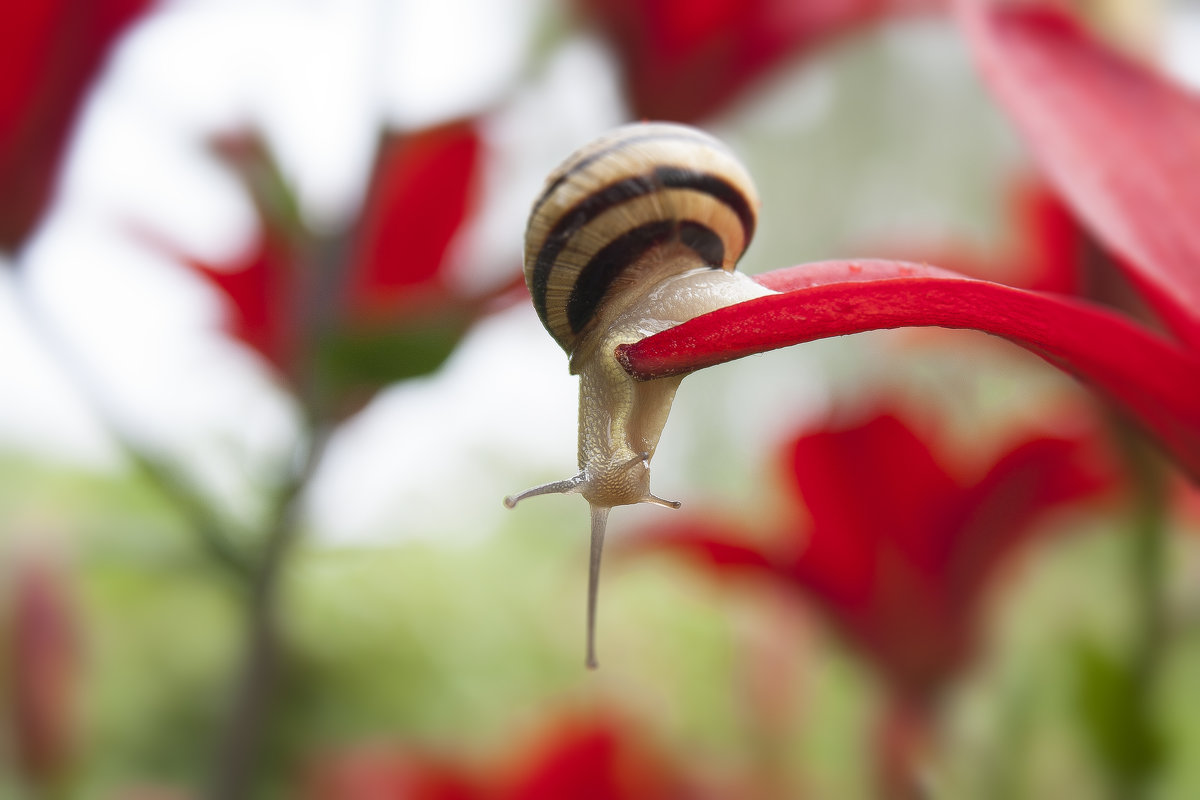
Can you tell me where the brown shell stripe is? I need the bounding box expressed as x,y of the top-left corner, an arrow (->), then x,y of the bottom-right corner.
528,167 -> 756,346
529,127 -> 720,222
566,219 -> 722,334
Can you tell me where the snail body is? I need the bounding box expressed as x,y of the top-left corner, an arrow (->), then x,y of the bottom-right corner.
505,123 -> 774,667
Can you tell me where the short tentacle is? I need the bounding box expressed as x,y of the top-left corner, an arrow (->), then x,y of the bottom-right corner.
503,473 -> 585,508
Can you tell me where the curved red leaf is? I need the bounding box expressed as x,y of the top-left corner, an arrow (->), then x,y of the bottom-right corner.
617,260 -> 1200,480
959,2 -> 1200,348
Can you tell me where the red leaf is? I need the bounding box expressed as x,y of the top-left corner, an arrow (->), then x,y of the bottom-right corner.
959,2 -> 1200,348
0,0 -> 154,251
618,260 -> 1200,481
577,0 -> 944,121
633,408 -> 1117,698
347,121 -> 483,319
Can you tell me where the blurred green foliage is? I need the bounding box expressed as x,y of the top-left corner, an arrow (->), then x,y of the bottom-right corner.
2,452 -> 1198,798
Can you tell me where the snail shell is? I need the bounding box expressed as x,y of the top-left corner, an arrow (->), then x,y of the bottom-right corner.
505,122 -> 775,668
525,122 -> 762,360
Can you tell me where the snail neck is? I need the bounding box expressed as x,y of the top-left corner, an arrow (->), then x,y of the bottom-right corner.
571,254 -> 775,508
576,362 -> 683,508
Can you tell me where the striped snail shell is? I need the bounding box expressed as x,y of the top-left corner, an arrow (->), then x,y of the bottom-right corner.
505,122 -> 774,669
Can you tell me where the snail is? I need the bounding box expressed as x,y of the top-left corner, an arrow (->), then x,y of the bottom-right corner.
504,122 -> 774,668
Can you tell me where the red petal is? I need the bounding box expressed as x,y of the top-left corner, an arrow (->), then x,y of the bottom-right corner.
1013,177 -> 1087,295
184,237 -> 296,371
629,519 -> 780,571
634,407 -> 1118,696
635,514 -> 964,696
617,260 -> 1200,480
499,715 -> 693,800
960,2 -> 1200,348
306,749 -> 481,800
871,175 -> 1086,293
577,0 -> 944,122
347,121 -> 482,318
143,135 -> 300,373
949,431 -> 1119,597
0,0 -> 154,251
787,413 -> 960,566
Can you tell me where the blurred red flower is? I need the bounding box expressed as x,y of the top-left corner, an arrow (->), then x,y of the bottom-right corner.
169,119 -> 521,407
307,748 -> 482,800
496,714 -> 699,800
6,553 -> 79,788
306,713 -> 708,800
619,2 -> 1200,482
183,231 -> 296,374
630,408 -> 1118,700
878,174 -> 1087,295
576,0 -> 945,121
346,123 -> 484,319
0,0 -> 155,251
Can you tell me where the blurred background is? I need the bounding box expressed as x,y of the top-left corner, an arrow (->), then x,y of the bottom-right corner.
2,0 -> 1199,797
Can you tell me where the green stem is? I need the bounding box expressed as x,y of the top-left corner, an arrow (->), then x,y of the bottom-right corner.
200,145 -> 336,798
6,266 -> 322,796
206,425 -> 329,800
123,448 -> 252,578
1114,424 -> 1168,800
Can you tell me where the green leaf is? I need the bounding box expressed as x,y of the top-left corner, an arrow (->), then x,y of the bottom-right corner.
1071,635 -> 1164,786
314,313 -> 470,409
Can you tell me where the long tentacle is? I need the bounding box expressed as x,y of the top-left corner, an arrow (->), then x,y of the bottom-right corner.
586,504 -> 609,670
